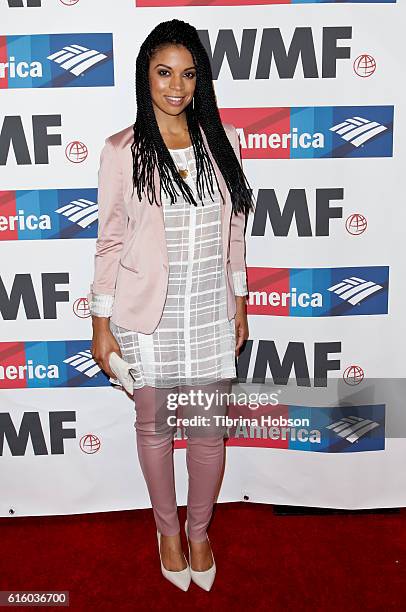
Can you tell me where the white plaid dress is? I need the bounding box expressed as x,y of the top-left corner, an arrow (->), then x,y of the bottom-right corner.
92,145 -> 247,389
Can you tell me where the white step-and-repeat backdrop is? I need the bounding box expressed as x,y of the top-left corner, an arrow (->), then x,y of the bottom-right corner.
1,0 -> 405,517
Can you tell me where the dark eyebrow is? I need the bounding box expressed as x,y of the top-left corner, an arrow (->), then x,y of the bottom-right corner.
154,63 -> 196,70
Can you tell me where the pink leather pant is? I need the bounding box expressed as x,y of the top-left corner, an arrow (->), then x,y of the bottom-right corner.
133,378 -> 232,542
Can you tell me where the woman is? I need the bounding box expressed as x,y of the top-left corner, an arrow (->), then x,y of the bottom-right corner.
89,19 -> 255,592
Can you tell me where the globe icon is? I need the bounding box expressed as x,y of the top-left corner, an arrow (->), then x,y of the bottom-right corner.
80,434 -> 101,454
343,365 -> 364,386
353,54 -> 376,78
65,141 -> 88,163
346,214 -> 367,235
73,297 -> 91,319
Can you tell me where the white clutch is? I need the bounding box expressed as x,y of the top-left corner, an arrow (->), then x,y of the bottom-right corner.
108,352 -> 139,394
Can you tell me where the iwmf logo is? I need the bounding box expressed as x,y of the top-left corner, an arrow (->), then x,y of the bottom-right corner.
6,0 -> 41,5
0,115 -> 91,166
6,1 -> 80,8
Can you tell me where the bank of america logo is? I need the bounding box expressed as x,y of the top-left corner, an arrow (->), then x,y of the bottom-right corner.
55,198 -> 98,228
47,44 -> 108,76
326,416 -> 380,443
330,116 -> 387,147
1,33 -> 114,88
327,276 -> 383,305
63,350 -> 100,378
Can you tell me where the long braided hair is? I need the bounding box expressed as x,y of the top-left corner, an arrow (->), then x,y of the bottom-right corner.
131,19 -> 255,216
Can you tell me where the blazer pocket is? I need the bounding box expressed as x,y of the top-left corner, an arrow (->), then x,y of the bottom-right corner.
119,259 -> 141,275
119,223 -> 138,264
119,228 -> 141,274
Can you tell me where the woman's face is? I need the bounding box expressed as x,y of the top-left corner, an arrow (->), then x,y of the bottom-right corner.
148,44 -> 196,118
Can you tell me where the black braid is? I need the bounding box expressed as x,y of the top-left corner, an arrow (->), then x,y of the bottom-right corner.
131,19 -> 255,216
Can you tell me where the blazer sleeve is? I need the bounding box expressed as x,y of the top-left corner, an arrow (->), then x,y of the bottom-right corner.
229,126 -> 249,297
88,137 -> 127,317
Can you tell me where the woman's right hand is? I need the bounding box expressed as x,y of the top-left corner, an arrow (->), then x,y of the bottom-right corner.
91,317 -> 122,379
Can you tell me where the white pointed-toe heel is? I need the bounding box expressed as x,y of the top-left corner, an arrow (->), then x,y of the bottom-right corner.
156,531 -> 191,592
185,520 -> 216,592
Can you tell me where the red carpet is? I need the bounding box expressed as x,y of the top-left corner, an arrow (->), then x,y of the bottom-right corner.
1,503 -> 406,611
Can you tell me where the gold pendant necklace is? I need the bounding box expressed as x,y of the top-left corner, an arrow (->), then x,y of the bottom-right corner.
178,168 -> 188,179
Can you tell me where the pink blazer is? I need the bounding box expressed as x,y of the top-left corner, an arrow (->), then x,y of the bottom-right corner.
89,122 -> 247,334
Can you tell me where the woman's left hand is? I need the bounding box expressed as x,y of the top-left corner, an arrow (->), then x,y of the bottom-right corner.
235,298 -> 249,356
